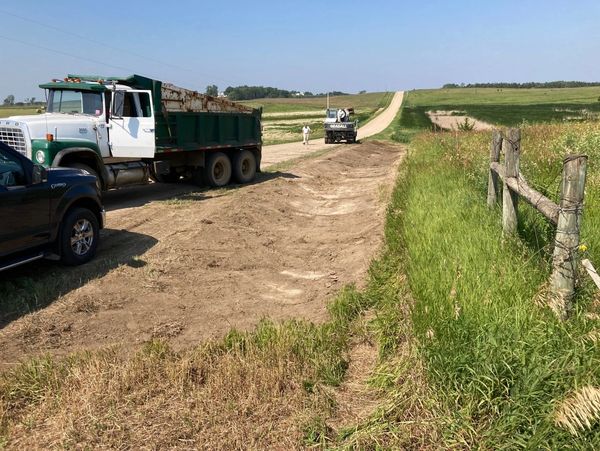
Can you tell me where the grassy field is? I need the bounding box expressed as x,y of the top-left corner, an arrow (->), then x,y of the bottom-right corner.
403,86 -> 600,127
244,92 -> 394,145
0,106 -> 41,118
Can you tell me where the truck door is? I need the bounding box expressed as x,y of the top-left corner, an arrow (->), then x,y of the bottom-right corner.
109,90 -> 156,158
0,146 -> 50,257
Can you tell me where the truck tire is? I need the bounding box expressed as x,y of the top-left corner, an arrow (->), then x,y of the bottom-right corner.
232,150 -> 256,184
204,152 -> 232,187
67,163 -> 102,191
60,208 -> 100,266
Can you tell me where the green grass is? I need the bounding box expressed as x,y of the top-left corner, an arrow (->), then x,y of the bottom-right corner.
0,106 -> 40,118
394,124 -> 600,447
403,86 -> 600,127
242,92 -> 393,114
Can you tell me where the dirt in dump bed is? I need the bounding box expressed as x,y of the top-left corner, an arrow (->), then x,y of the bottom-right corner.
0,141 -> 404,364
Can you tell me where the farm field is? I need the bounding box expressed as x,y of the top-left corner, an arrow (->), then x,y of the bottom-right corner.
0,106 -> 40,118
402,86 -> 600,128
242,92 -> 394,145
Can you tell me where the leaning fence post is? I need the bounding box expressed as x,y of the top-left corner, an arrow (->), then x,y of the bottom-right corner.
487,130 -> 503,207
502,128 -> 520,235
550,154 -> 588,319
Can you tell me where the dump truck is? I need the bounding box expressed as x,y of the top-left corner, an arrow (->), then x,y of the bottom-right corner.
0,74 -> 262,190
324,108 -> 358,144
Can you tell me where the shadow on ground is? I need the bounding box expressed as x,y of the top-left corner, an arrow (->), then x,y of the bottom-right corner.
0,229 -> 158,329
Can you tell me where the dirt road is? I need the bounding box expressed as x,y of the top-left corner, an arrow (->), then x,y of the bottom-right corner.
0,141 -> 404,363
261,91 -> 404,167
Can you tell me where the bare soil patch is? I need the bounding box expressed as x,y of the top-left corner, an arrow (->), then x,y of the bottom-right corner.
427,110 -> 494,131
0,141 -> 404,364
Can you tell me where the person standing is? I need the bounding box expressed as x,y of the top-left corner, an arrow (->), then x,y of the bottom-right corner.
302,124 -> 311,145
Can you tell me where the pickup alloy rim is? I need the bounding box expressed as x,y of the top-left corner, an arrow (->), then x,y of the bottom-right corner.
70,219 -> 94,256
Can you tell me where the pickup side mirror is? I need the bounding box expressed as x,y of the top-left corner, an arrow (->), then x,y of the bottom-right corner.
32,164 -> 47,185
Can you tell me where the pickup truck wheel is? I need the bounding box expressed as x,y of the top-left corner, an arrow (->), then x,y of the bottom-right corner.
232,150 -> 256,184
60,208 -> 100,266
204,152 -> 232,187
68,163 -> 102,191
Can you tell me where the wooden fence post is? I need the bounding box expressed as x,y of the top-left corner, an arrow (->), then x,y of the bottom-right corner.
487,130 -> 503,207
550,154 -> 588,318
502,128 -> 520,235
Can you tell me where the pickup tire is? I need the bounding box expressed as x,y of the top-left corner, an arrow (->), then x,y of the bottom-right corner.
232,150 -> 257,184
204,152 -> 232,187
60,208 -> 100,266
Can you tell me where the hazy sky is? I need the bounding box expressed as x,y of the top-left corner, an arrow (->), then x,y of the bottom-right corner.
1,0 -> 599,100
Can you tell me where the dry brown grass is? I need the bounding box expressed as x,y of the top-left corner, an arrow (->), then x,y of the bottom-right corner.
0,324 -> 335,450
555,386 -> 600,435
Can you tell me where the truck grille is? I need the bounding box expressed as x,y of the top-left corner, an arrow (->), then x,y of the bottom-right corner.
0,126 -> 27,157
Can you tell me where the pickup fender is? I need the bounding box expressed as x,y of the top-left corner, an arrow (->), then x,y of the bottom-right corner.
52,147 -> 109,187
49,183 -> 104,243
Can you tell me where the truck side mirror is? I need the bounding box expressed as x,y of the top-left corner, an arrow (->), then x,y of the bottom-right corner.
32,164 -> 47,185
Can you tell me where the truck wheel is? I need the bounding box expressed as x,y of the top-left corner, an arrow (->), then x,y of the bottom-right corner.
232,150 -> 256,184
68,163 -> 102,191
204,152 -> 232,187
60,208 -> 100,266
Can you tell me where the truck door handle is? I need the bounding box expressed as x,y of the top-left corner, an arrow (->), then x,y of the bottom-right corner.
143,128 -> 155,133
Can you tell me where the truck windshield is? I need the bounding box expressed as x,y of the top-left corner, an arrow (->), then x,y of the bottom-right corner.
47,90 -> 103,116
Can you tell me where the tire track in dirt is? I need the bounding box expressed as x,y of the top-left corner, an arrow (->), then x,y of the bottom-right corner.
0,141 -> 404,363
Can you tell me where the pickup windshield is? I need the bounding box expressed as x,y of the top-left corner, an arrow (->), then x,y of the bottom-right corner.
47,90 -> 103,116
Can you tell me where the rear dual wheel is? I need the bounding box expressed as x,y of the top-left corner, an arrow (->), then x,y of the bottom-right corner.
204,150 -> 257,187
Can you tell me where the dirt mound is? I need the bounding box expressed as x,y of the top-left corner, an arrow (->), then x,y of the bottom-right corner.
0,141 -> 404,364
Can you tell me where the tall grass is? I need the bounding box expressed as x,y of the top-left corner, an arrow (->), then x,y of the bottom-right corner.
400,126 -> 600,447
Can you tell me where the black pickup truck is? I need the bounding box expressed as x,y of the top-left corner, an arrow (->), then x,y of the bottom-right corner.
0,141 -> 105,272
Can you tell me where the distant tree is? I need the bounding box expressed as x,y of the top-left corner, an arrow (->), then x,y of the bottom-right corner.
30,97 -> 36,104
205,85 -> 218,97
359,90 -> 367,94
304,91 -> 314,97
224,85 -> 295,101
3,94 -> 15,105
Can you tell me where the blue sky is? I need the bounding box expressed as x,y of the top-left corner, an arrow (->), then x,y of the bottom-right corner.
1,0 -> 599,100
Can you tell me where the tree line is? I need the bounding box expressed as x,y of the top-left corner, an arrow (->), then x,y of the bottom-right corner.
3,95 -> 42,106
443,81 -> 600,89
205,85 -> 348,101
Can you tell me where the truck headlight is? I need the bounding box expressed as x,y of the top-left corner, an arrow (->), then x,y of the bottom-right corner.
35,150 -> 46,164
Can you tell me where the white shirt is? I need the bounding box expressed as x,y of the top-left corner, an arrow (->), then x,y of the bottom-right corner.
302,126 -> 311,134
